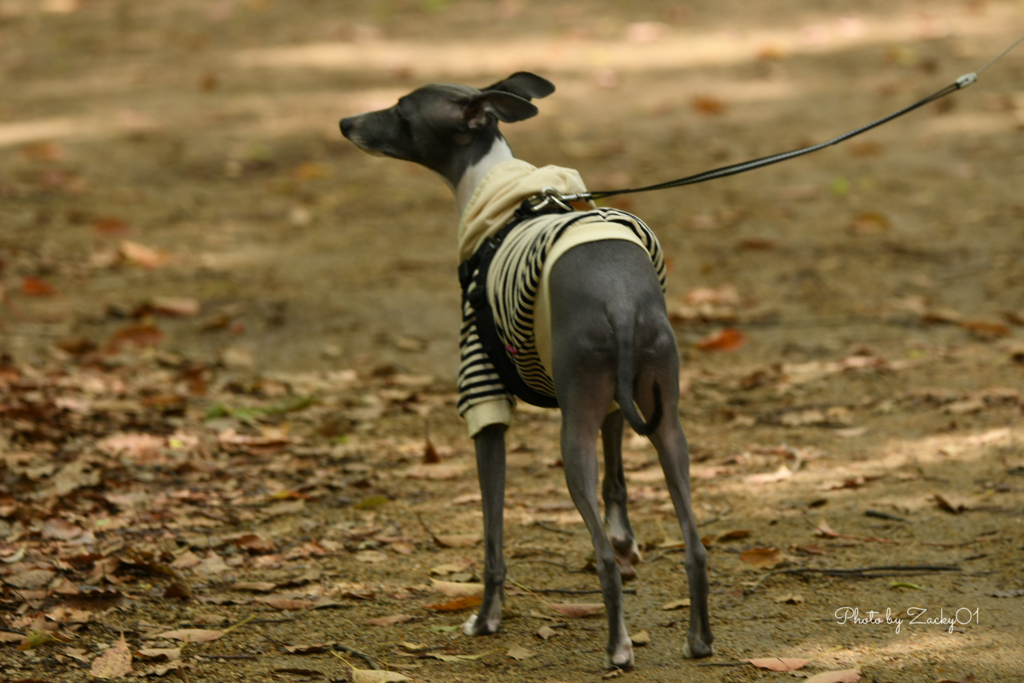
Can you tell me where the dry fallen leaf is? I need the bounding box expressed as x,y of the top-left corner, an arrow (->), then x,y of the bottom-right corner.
432,533 -> 481,548
149,297 -> 200,317
22,276 -> 58,297
506,644 -> 536,660
232,534 -> 277,554
960,319 -> 1011,339
944,398 -> 985,415
424,595 -> 483,611
90,633 -> 132,679
739,547 -> 784,569
431,579 -> 484,598
284,643 -> 335,655
97,432 -> 165,461
6,569 -> 57,590
630,629 -> 651,646
535,625 -> 558,640
105,323 -> 163,353
692,94 -> 727,115
120,240 -> 167,268
662,598 -> 691,610
850,211 -> 890,235
402,463 -> 468,480
155,628 -> 224,643
136,647 -> 181,661
773,593 -> 805,604
92,216 -> 131,237
365,614 -> 415,626
815,520 -> 841,537
273,668 -> 327,678
696,328 -> 746,352
424,652 -> 485,662
430,562 -> 470,576
684,286 -> 740,306
423,438 -> 440,464
355,550 -> 388,564
22,140 -> 64,160
1,546 -> 27,564
934,492 -> 968,514
194,552 -> 230,576
163,581 -> 193,600
41,516 -> 84,541
18,630 -> 71,650
793,543 -> 829,556
744,465 -> 793,485
231,581 -> 277,592
62,646 -> 91,663
350,668 -> 410,683
255,596 -> 314,610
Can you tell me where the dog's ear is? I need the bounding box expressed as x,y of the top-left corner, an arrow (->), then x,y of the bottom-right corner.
462,91 -> 539,129
482,72 -> 555,101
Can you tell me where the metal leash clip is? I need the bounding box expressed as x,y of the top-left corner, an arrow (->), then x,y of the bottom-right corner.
527,187 -> 586,213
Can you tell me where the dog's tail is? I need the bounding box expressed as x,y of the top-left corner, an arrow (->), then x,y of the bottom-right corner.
614,321 -> 662,437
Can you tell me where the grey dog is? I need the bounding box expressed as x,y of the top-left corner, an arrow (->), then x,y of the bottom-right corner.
341,72 -> 713,669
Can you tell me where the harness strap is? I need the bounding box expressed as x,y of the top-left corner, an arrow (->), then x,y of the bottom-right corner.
459,201 -> 565,409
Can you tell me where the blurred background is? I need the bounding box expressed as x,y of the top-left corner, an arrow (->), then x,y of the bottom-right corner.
1,0 -> 1022,380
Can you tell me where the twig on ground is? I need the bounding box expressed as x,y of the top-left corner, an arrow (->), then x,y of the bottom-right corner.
415,512 -> 437,539
511,558 -> 576,571
194,654 -> 258,661
513,585 -> 636,595
744,564 -> 961,595
921,535 -> 1003,548
699,507 -> 733,527
332,643 -> 380,670
533,520 -> 574,536
221,613 -> 256,636
251,615 -> 304,624
865,509 -> 910,523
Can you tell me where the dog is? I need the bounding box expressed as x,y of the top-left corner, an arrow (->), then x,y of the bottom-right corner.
341,72 -> 713,670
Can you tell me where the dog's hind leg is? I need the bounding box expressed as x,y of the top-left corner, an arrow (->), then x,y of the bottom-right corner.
601,410 -> 641,581
635,350 -> 714,659
552,317 -> 633,668
462,423 -> 507,636
560,382 -> 634,669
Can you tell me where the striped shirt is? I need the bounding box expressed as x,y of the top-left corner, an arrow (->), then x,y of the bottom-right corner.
457,207 -> 665,434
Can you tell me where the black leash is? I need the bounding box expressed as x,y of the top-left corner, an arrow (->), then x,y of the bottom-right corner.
527,34 -> 1024,209
461,35 -> 1023,408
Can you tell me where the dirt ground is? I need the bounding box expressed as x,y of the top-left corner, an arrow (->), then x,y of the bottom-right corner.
2,1 -> 1024,681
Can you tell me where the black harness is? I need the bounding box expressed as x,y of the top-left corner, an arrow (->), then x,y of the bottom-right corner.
457,200 -> 568,409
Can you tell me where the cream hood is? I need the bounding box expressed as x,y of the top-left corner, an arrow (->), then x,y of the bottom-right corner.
457,159 -> 591,263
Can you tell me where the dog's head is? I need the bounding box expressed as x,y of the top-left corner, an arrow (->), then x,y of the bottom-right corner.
340,72 -> 554,183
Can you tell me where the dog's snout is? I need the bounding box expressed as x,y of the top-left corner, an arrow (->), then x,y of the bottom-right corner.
340,116 -> 355,138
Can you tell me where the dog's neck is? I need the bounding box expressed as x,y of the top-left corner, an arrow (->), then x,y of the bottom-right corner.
455,136 -> 515,216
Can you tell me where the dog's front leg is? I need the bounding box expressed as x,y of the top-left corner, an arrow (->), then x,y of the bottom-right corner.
462,422 -> 507,636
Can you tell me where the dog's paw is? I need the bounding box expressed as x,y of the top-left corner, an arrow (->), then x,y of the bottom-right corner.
462,613 -> 500,636
605,643 -> 635,671
683,639 -> 714,659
